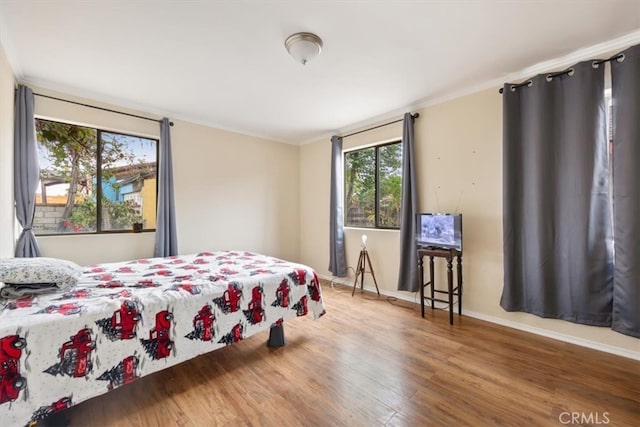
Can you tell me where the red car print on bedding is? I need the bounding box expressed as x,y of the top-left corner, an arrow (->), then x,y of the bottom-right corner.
212,282 -> 243,313
0,335 -> 27,405
185,305 -> 216,341
243,285 -> 265,325
293,295 -> 308,317
288,268 -> 307,286
35,303 -> 83,316
140,310 -> 174,360
44,328 -> 96,378
271,279 -> 291,308
130,279 -> 160,288
107,289 -> 133,299
95,300 -> 142,341
54,289 -> 92,300
218,322 -> 244,345
143,269 -> 173,277
4,296 -> 34,310
27,396 -> 72,425
97,280 -> 125,289
308,272 -> 322,302
92,273 -> 114,281
97,355 -> 140,390
167,284 -> 202,295
250,268 -> 274,276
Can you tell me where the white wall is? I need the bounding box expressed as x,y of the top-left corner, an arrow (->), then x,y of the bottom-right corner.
170,119 -> 300,262
0,41 -> 15,258
299,87 -> 639,357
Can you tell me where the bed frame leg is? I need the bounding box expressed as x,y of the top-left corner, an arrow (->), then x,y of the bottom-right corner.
267,324 -> 287,347
40,411 -> 70,426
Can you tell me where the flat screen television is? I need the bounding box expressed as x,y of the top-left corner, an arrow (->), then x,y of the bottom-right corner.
415,213 -> 463,251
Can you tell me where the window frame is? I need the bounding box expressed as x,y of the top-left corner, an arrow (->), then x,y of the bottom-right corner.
343,139 -> 403,230
34,118 -> 160,236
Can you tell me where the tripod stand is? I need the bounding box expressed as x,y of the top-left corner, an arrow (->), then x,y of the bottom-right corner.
352,247 -> 380,297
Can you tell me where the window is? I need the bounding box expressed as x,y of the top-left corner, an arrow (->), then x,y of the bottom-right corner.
344,140 -> 403,228
34,119 -> 158,235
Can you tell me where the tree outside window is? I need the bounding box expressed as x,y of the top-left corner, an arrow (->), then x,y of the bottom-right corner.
34,119 -> 158,234
344,141 -> 403,229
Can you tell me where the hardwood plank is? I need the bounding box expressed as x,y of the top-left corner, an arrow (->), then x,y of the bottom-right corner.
56,282 -> 639,427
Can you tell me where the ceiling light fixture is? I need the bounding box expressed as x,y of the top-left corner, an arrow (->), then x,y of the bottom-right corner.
285,32 -> 323,66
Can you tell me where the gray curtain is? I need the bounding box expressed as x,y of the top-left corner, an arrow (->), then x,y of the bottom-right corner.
611,44 -> 640,338
154,118 -> 178,257
397,113 -> 418,292
328,135 -> 346,277
14,85 -> 41,258
500,61 -> 613,325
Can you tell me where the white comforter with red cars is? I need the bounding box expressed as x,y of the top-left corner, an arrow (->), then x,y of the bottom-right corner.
0,251 -> 325,427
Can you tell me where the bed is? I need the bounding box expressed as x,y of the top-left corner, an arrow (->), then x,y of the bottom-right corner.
0,251 -> 325,427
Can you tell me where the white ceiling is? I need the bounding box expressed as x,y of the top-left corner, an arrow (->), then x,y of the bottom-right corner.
1,0 -> 639,144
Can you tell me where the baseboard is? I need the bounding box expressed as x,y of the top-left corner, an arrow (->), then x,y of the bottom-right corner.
319,274 -> 640,361
463,310 -> 640,361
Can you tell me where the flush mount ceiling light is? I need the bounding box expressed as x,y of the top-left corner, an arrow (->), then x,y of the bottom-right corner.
285,32 -> 323,66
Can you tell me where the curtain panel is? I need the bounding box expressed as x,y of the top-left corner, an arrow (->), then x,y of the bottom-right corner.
397,113 -> 419,292
328,135 -> 346,277
610,44 -> 640,338
500,61 -> 613,325
154,118 -> 178,257
14,85 -> 41,258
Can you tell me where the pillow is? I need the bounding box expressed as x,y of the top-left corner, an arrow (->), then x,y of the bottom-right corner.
0,257 -> 83,290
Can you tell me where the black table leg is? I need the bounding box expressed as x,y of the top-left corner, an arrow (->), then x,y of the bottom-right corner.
447,257 -> 453,325
457,254 -> 463,316
429,256 -> 435,311
418,255 -> 424,317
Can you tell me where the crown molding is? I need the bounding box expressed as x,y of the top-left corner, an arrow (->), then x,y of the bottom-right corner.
499,29 -> 640,85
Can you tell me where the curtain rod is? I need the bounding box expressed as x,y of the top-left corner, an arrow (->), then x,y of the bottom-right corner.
342,113 -> 419,139
33,93 -> 173,126
498,52 -> 625,94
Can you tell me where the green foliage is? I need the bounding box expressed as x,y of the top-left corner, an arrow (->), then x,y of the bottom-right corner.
65,197 -> 141,232
36,120 -> 140,231
105,199 -> 142,230
378,144 -> 403,227
66,198 -> 96,232
36,120 -> 97,180
344,142 -> 403,228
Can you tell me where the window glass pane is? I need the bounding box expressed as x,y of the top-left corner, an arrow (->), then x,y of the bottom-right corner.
100,132 -> 157,231
378,143 -> 403,228
345,147 -> 375,227
35,119 -> 97,234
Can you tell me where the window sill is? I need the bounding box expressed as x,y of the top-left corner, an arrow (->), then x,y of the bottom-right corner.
36,230 -> 156,237
344,226 -> 400,233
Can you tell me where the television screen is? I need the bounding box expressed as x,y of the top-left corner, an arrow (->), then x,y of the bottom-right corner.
415,213 -> 462,251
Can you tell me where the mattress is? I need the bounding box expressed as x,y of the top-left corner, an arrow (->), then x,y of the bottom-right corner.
0,251 -> 325,426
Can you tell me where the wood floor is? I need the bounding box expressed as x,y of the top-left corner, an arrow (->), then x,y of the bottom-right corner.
57,283 -> 639,427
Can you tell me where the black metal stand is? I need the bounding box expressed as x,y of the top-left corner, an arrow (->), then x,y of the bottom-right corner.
267,323 -> 286,347
39,411 -> 70,427
418,247 -> 463,325
352,248 -> 380,296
